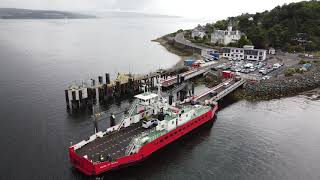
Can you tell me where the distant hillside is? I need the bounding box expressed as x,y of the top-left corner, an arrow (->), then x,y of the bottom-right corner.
0,8 -> 95,19
94,11 -> 181,19
207,0 -> 320,52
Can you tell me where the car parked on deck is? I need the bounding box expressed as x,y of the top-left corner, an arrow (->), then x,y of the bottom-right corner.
142,118 -> 159,128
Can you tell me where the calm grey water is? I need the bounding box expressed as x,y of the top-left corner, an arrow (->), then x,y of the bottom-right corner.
0,16 -> 320,180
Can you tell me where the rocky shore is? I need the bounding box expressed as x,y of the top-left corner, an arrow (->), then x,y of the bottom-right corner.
233,63 -> 320,100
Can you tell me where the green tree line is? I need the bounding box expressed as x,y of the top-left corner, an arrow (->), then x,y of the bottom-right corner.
209,0 -> 320,52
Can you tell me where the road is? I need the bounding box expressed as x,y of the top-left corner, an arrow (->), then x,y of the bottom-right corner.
174,32 -> 206,50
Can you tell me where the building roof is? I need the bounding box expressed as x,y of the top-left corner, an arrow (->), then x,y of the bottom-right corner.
223,47 -> 267,52
134,92 -> 158,101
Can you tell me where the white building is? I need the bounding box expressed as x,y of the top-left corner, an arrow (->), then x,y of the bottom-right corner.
211,24 -> 242,45
222,45 -> 267,61
191,27 -> 206,39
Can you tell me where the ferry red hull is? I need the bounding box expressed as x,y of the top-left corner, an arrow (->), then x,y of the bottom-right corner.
69,105 -> 218,176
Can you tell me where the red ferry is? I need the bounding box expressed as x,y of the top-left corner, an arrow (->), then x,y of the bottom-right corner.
69,90 -> 218,176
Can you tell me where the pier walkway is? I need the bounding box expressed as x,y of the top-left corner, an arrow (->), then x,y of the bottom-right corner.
192,78 -> 246,103
160,63 -> 216,88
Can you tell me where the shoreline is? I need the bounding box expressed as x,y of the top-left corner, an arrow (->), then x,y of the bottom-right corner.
153,34 -> 320,101
152,35 -> 202,72
238,63 -> 320,101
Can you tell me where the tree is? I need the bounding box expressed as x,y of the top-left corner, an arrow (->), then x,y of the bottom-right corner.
177,29 -> 183,33
213,20 -> 227,30
237,35 -> 252,47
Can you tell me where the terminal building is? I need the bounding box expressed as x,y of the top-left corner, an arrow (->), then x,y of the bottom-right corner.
221,45 -> 267,61
211,24 -> 242,45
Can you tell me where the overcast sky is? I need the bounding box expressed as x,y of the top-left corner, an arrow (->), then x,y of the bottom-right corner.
0,0 -> 302,19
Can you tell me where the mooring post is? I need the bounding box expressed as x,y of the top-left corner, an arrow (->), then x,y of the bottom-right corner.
169,95 -> 173,105
65,90 -> 70,109
79,89 -> 83,109
110,114 -> 115,127
71,91 -> 77,110
98,76 -> 103,84
105,73 -> 110,84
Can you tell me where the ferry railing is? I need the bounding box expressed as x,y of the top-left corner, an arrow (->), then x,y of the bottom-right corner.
212,79 -> 246,101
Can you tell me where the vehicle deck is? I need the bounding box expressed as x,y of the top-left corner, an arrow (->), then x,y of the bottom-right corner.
76,122 -> 147,162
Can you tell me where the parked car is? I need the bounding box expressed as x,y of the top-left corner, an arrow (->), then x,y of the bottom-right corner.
262,76 -> 271,80
142,118 -> 159,128
209,91 -> 218,97
259,68 -> 266,73
273,63 -> 282,69
223,82 -> 230,88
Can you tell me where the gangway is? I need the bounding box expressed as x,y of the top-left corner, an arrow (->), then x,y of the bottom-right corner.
193,78 -> 233,102
209,79 -> 246,101
169,82 -> 187,95
160,63 -> 216,87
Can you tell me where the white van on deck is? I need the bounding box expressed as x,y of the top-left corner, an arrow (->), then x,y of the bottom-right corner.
142,119 -> 159,128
